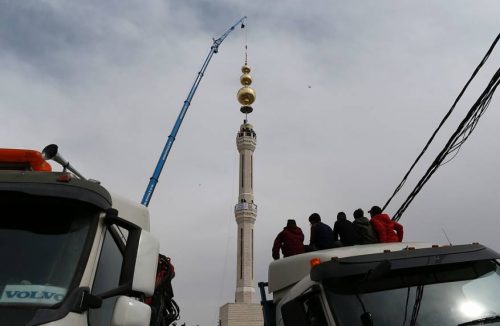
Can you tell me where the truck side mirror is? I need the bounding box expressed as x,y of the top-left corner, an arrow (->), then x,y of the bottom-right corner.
360,312 -> 374,326
131,230 -> 159,296
98,209 -> 158,299
111,296 -> 151,326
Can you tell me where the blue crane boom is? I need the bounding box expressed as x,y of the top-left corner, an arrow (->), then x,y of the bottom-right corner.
141,16 -> 247,206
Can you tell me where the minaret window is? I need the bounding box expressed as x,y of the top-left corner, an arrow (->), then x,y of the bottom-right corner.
240,228 -> 243,279
252,229 -> 254,279
251,155 -> 253,189
241,154 -> 244,188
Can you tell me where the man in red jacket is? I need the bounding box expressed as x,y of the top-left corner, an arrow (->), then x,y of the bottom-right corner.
368,206 -> 404,243
272,219 -> 305,259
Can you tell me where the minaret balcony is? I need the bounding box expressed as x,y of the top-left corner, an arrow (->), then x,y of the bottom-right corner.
236,137 -> 256,151
237,130 -> 256,138
234,202 -> 258,214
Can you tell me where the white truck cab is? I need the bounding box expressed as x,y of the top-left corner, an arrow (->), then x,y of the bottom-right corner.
0,149 -> 163,326
260,242 -> 500,326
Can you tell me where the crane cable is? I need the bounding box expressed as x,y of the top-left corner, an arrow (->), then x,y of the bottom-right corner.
392,52 -> 500,222
244,19 -> 248,65
380,33 -> 500,215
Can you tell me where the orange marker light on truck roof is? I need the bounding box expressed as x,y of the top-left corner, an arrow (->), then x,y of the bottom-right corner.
310,258 -> 321,267
0,149 -> 52,172
57,173 -> 72,183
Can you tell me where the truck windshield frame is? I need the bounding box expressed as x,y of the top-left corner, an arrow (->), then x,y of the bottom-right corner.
0,192 -> 99,312
324,260 -> 500,326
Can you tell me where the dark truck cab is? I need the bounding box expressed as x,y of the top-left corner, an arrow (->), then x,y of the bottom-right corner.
261,243 -> 500,326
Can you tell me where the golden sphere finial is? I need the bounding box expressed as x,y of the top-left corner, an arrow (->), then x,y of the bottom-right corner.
237,87 -> 256,105
240,73 -> 252,86
237,64 -> 255,112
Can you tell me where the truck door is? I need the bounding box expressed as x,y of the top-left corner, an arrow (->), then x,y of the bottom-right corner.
281,285 -> 330,326
88,226 -> 125,326
87,209 -> 158,326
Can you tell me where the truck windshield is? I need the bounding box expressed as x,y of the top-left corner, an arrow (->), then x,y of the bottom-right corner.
324,260 -> 500,326
0,192 -> 98,307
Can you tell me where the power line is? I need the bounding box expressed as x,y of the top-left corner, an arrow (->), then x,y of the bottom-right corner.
393,64 -> 500,222
382,33 -> 500,212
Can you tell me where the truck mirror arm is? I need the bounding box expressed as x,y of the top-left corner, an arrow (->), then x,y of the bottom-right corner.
73,288 -> 102,313
103,208 -> 142,289
95,284 -> 131,300
104,208 -> 141,231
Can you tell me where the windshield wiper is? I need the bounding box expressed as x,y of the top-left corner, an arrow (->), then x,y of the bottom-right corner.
458,315 -> 500,325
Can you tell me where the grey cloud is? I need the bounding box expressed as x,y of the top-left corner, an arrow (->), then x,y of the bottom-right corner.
0,0 -> 175,81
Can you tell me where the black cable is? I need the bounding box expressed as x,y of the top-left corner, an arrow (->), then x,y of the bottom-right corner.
402,287 -> 411,326
393,66 -> 500,221
355,293 -> 368,313
409,285 -> 424,326
382,33 -> 500,212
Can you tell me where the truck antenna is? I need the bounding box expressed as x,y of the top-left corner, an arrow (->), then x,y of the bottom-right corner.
441,227 -> 452,245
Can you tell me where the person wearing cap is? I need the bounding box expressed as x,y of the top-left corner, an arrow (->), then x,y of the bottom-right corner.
352,208 -> 378,244
272,219 -> 305,260
368,205 -> 404,243
306,213 -> 335,251
332,212 -> 359,246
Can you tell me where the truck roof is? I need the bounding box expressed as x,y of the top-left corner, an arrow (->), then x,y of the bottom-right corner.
268,242 -> 438,294
0,170 -> 112,208
0,170 -> 150,230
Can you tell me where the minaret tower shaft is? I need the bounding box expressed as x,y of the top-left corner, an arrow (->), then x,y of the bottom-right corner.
219,57 -> 262,326
234,63 -> 257,303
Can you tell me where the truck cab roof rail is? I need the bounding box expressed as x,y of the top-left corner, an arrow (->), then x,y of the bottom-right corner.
311,243 -> 499,281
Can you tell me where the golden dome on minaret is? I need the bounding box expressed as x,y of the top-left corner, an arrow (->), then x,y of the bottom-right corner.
237,64 -> 256,114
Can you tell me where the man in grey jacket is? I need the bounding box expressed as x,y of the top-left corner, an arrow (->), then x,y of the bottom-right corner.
352,208 -> 378,244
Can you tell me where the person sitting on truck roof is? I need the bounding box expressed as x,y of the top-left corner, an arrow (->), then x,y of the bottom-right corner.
332,211 -> 359,246
368,205 -> 404,243
306,213 -> 335,251
352,208 -> 378,244
272,219 -> 305,260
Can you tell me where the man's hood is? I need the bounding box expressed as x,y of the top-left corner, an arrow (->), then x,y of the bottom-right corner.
354,216 -> 371,225
284,226 -> 303,235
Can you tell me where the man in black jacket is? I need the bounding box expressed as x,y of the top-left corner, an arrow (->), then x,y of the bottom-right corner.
306,213 -> 335,251
333,212 -> 360,246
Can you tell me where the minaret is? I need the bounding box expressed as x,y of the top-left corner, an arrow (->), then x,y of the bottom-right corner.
234,63 -> 257,303
219,62 -> 263,326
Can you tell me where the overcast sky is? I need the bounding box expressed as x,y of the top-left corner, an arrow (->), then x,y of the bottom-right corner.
2,1 -> 500,324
